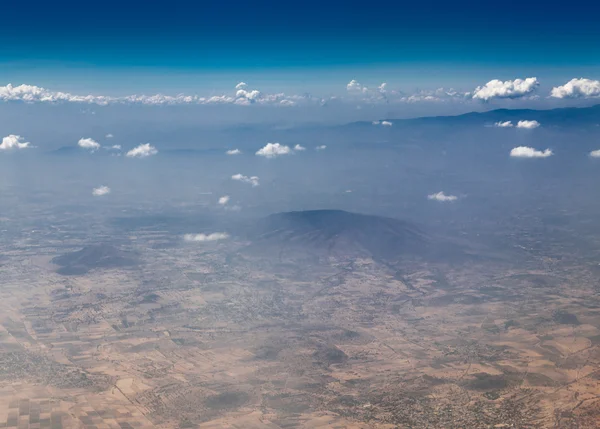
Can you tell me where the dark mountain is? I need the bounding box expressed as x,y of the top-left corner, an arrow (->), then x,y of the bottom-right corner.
52,244 -> 139,275
250,209 -> 431,261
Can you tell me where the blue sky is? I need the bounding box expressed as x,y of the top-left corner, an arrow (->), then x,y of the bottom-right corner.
1,0 -> 600,95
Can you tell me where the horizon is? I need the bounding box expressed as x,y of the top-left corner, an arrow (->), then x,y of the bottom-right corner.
1,0 -> 600,121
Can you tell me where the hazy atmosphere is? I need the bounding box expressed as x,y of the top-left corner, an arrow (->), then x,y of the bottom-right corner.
2,1 -> 600,428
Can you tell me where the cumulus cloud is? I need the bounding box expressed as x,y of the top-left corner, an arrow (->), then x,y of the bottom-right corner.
316,145 -> 327,151
92,185 -> 111,196
235,87 -> 261,105
78,137 -> 100,151
550,78 -> 600,99
293,144 -> 306,151
510,146 -> 553,158
105,133 -> 114,138
218,195 -> 230,205
516,120 -> 541,129
473,77 -> 539,101
0,134 -> 30,150
109,145 -> 121,150
346,80 -> 365,93
428,191 -> 458,202
235,82 -> 247,90
183,232 -> 229,242
226,149 -> 241,155
256,142 -> 292,158
126,143 -> 158,158
232,174 -> 260,187
381,120 -> 393,126
494,121 -> 514,128
589,150 -> 600,158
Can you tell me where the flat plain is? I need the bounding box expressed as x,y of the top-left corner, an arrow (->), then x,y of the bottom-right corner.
2,207 -> 600,429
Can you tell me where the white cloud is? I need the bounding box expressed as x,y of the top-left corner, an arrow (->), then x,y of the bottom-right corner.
78,137 -> 100,151
92,185 -> 111,196
372,121 -> 380,125
226,149 -> 241,155
346,80 -> 365,92
109,145 -> 121,150
550,78 -> 600,99
126,143 -> 158,158
256,142 -> 292,158
516,120 -> 540,129
399,87 -> 468,103
0,82 -> 310,107
381,120 -> 393,126
0,81 -> 485,108
105,133 -> 114,139
218,195 -> 230,205
428,191 -> 458,202
293,144 -> 306,151
0,134 -> 30,150
235,88 -> 261,104
316,145 -> 327,151
494,121 -> 514,128
473,77 -> 539,101
510,146 -> 553,158
0,79 -> 553,108
232,174 -> 260,187
183,232 -> 229,242
589,150 -> 600,158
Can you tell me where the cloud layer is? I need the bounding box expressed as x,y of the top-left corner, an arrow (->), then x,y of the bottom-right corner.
0,77 -> 596,108
0,83 -> 310,107
510,146 -> 553,158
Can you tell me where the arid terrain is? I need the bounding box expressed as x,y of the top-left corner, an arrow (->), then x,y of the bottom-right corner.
2,208 -> 600,429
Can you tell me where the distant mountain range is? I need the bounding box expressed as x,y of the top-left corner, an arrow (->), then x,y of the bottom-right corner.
355,104 -> 600,128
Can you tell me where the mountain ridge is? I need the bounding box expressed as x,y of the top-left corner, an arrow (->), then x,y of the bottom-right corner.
351,103 -> 600,127
249,209 -> 432,261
